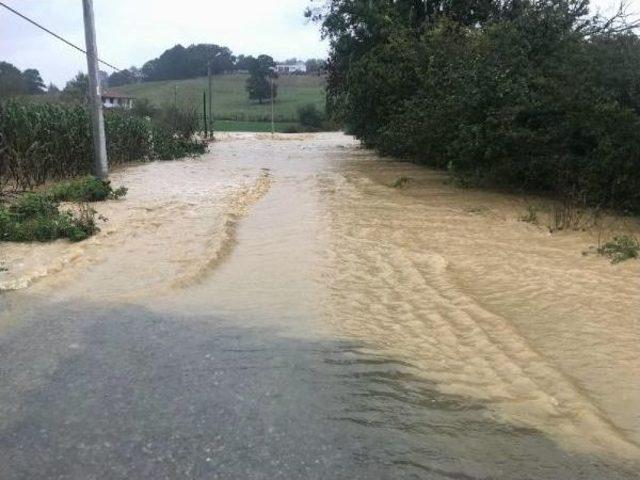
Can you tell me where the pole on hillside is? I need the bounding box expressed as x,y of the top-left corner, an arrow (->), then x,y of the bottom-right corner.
203,91 -> 208,137
270,78 -> 275,135
82,0 -> 108,178
208,61 -> 213,138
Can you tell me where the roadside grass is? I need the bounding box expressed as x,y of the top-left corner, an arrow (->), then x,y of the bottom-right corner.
0,176 -> 126,243
113,73 -> 326,125
47,176 -> 127,202
213,120 -> 303,133
520,205 -> 539,224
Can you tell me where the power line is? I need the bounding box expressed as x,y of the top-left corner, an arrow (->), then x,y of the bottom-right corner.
0,1 -> 121,71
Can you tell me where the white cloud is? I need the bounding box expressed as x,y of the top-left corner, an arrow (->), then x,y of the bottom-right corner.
0,0 -> 327,86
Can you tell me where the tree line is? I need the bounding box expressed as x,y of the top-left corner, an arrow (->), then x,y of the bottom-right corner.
0,61 -> 50,96
0,43 -> 326,96
108,44 -> 326,87
310,0 -> 640,212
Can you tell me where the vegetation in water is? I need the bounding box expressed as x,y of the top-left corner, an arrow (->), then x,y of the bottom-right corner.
310,0 -> 640,213
596,235 -> 640,264
0,194 -> 97,243
0,177 -> 126,243
520,206 -> 540,225
47,176 -> 128,202
392,176 -> 410,188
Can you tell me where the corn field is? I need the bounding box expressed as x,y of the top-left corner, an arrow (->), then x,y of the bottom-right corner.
0,101 -> 204,192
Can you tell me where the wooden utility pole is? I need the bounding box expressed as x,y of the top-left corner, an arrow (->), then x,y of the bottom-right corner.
270,77 -> 275,135
82,0 -> 108,178
203,91 -> 208,136
208,61 -> 213,138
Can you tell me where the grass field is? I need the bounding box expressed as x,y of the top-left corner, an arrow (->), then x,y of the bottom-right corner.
113,73 -> 326,129
213,120 -> 301,132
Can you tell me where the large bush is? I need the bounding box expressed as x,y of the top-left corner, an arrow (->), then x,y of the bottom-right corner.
314,0 -> 640,212
0,101 -> 205,190
297,103 -> 326,130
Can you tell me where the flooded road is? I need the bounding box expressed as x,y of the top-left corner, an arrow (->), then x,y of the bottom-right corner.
0,133 -> 638,479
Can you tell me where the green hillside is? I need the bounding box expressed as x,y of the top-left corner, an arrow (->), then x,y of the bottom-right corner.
113,73 -> 326,130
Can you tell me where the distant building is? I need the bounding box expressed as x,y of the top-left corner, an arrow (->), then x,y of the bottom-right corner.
101,90 -> 134,109
275,63 -> 307,74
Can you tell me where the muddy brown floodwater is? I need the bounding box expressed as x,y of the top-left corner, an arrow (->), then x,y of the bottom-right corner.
0,132 -> 639,479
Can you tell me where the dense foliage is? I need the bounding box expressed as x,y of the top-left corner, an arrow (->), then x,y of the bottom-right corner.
298,103 -> 325,129
0,176 -> 125,243
0,196 -> 97,243
311,0 -> 640,212
140,44 -> 236,82
0,62 -> 45,96
246,55 -> 278,104
47,176 -> 127,203
128,44 -> 324,85
0,101 -> 205,191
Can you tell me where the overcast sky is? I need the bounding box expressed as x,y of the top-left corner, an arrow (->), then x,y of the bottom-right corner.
0,0 -> 634,87
0,0 -> 328,87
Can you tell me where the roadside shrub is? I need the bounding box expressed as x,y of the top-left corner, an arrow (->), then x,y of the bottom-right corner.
297,104 -> 324,130
9,192 -> 59,220
0,193 -> 97,243
151,125 -> 206,160
105,111 -> 152,164
0,100 -> 206,191
131,98 -> 157,118
47,176 -> 127,202
152,105 -> 200,140
318,0 -> 640,213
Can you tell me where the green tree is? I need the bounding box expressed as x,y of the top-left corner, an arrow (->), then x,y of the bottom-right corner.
305,58 -> 326,74
0,61 -> 27,97
310,0 -> 640,212
108,68 -> 136,87
22,68 -> 45,94
61,72 -> 89,102
246,55 -> 277,104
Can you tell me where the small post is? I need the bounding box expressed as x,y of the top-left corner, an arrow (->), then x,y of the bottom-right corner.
270,77 -> 275,135
174,84 -> 178,106
202,91 -> 208,137
208,61 -> 213,138
82,0 -> 108,178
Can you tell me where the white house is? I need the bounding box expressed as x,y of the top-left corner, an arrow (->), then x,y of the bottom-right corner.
275,63 -> 307,74
101,90 -> 135,109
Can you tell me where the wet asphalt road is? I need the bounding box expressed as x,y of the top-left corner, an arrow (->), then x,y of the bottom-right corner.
1,299 -> 638,480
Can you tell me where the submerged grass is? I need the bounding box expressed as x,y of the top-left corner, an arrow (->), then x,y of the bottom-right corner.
597,235 -> 640,264
0,176 -> 126,243
47,176 -> 128,202
392,176 -> 410,188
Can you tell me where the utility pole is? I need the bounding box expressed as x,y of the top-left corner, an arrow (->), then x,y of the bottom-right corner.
82,0 -> 108,179
208,61 -> 213,138
270,77 -> 275,135
203,91 -> 208,137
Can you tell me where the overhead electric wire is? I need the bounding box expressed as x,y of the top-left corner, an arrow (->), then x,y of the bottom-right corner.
0,1 -> 121,71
